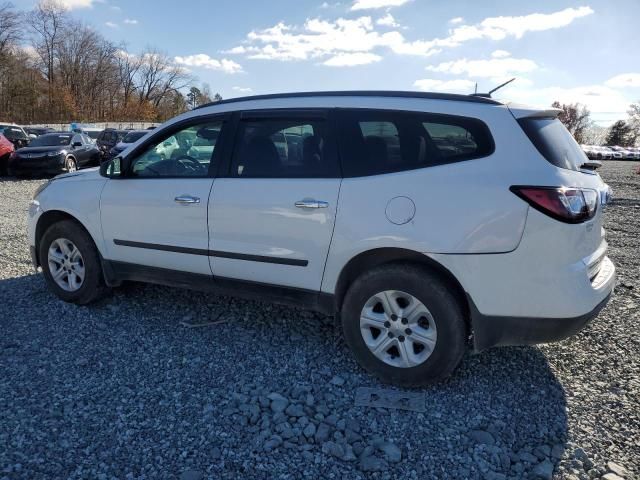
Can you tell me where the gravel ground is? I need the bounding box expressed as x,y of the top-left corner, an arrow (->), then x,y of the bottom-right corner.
0,161 -> 638,480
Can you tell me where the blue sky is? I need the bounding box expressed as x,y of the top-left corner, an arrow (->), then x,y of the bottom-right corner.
14,0 -> 640,125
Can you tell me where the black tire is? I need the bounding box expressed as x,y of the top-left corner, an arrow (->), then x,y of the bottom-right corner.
341,263 -> 467,386
39,219 -> 109,304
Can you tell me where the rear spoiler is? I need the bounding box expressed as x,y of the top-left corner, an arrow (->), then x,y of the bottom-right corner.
507,104 -> 562,120
581,159 -> 602,170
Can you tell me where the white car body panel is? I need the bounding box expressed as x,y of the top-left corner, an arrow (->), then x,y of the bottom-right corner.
99,178 -> 214,275
208,178 -> 340,291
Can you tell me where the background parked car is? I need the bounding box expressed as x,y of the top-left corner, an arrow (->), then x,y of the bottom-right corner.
108,129 -> 150,159
8,132 -> 100,176
25,127 -> 57,138
72,126 -> 101,142
0,134 -> 15,175
0,124 -> 30,149
96,128 -> 127,162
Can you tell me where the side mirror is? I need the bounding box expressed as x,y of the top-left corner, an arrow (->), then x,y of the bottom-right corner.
73,141 -> 83,147
100,156 -> 127,178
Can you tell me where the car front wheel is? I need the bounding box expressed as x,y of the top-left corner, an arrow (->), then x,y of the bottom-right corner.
39,220 -> 109,304
342,263 -> 467,386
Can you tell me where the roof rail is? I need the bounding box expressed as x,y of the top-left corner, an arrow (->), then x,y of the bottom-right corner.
194,90 -> 503,110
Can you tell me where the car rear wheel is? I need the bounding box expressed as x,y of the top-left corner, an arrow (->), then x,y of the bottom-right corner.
341,263 -> 467,386
39,220 -> 109,304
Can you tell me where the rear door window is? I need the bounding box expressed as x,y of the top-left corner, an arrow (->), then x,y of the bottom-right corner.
231,114 -> 339,178
337,110 -> 494,177
517,117 -> 585,171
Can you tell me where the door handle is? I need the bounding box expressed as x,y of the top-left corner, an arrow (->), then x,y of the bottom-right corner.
174,195 -> 200,205
295,199 -> 329,209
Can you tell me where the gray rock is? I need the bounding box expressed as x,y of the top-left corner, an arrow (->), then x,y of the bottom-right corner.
285,403 -> 305,417
329,375 -> 345,386
602,475 -> 625,480
314,423 -> 331,443
270,399 -> 289,414
263,435 -> 283,452
359,454 -> 388,472
606,462 -> 628,478
322,441 -> 345,459
179,471 -> 203,480
520,452 -> 539,463
303,423 -> 316,439
533,460 -> 554,480
379,442 -> 402,463
551,444 -> 565,459
468,430 -> 495,445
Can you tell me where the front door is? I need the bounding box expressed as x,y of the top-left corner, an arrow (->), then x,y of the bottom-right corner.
209,111 -> 341,291
100,118 -> 226,275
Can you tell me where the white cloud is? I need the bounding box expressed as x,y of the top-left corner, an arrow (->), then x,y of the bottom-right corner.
110,5 -> 121,11
413,78 -> 475,93
351,0 -> 411,11
376,13 -> 399,27
449,17 -> 464,24
56,0 -> 96,9
232,86 -> 253,93
499,83 -> 633,117
105,21 -> 118,28
426,56 -> 538,79
123,18 -> 138,25
323,52 -> 382,66
228,6 -> 594,65
491,49 -> 510,58
605,73 -> 640,89
174,54 -> 243,74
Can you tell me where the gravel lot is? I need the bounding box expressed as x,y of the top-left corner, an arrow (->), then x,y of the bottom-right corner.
1,161 -> 638,480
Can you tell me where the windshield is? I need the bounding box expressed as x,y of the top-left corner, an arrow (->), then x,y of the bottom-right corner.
29,134 -> 73,147
517,117 -> 586,171
87,131 -> 100,139
122,131 -> 147,143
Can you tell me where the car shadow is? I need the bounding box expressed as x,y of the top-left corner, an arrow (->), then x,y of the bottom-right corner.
0,274 -> 568,479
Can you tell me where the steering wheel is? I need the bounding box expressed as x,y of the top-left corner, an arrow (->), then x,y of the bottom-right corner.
174,155 -> 206,174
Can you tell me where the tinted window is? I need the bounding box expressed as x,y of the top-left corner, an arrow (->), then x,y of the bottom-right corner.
122,131 -> 147,143
131,121 -> 222,178
0,126 -> 27,140
87,131 -> 100,139
29,134 -> 73,146
518,117 -> 585,171
232,117 -> 338,178
338,110 -> 494,177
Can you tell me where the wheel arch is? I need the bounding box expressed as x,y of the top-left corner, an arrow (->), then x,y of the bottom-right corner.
34,210 -> 96,266
333,248 -> 470,328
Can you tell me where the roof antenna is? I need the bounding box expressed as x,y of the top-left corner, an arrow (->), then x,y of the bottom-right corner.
487,77 -> 516,96
471,77 -> 516,98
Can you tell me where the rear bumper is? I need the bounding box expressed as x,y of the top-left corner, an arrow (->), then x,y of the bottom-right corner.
470,289 -> 613,351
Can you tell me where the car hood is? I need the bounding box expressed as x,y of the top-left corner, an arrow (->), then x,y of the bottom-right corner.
17,146 -> 68,155
54,167 -> 101,181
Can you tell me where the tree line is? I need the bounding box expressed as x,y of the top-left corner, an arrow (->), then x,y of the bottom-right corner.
0,0 -> 220,124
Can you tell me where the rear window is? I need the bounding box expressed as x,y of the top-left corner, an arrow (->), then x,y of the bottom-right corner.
338,110 -> 494,177
518,117 -> 586,171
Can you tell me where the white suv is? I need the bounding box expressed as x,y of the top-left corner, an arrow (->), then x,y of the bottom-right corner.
27,91 -> 616,386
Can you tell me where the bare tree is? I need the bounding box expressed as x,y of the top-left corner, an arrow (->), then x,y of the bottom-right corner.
28,0 -> 68,109
136,48 -> 191,107
0,2 -> 22,60
551,101 -> 592,144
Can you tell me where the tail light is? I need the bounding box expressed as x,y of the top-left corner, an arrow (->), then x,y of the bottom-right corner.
510,186 -> 598,223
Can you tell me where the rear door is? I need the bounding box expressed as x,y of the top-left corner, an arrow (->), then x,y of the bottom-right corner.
208,110 -> 341,291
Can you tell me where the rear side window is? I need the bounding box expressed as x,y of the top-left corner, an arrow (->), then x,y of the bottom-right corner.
518,117 -> 585,171
338,110 -> 494,177
231,116 -> 339,178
